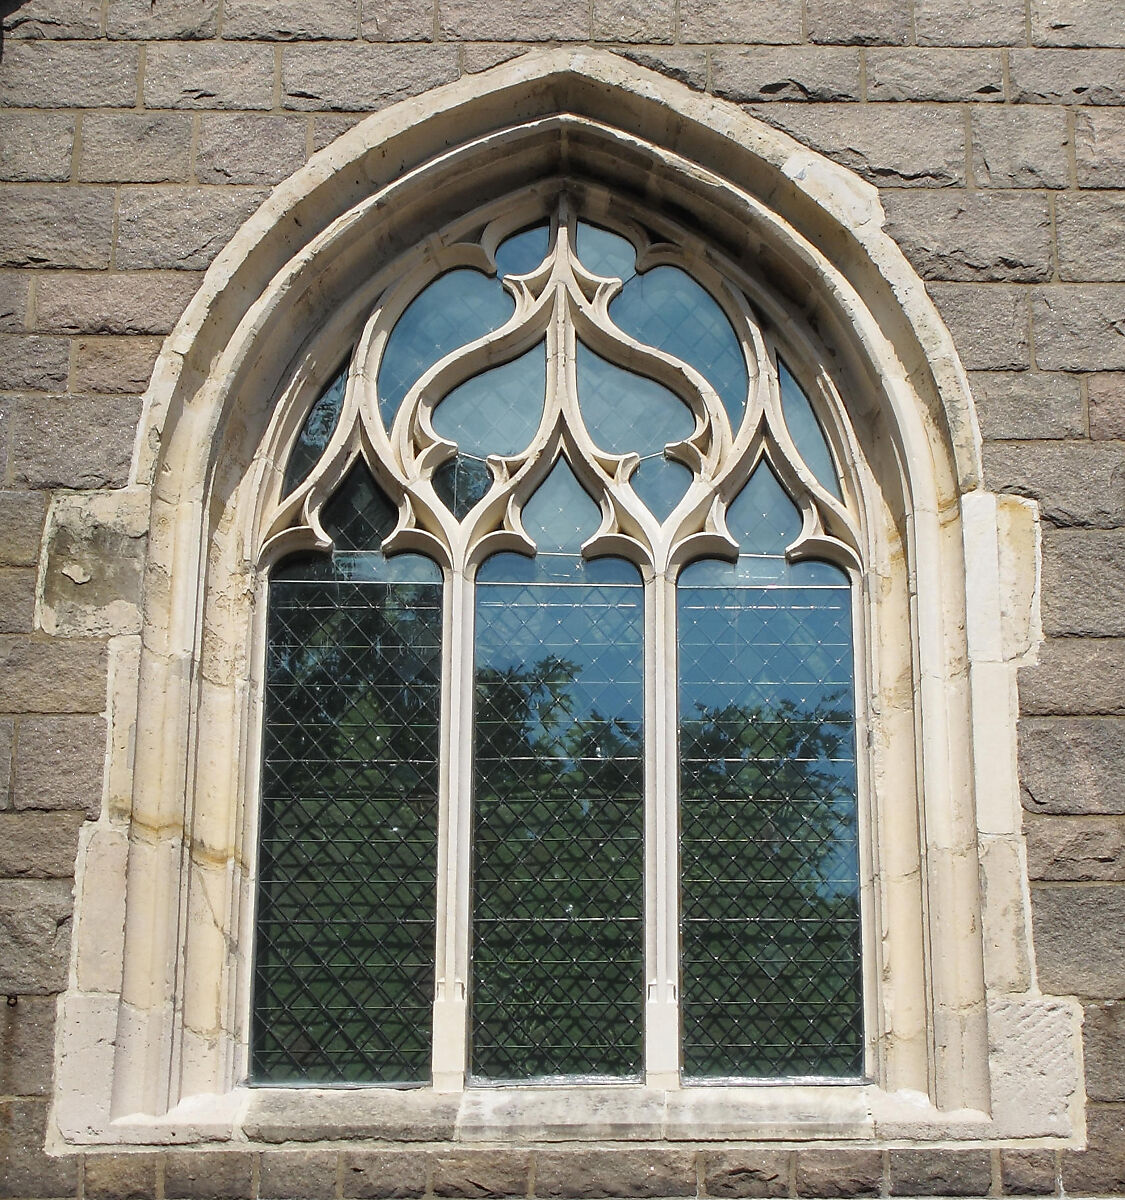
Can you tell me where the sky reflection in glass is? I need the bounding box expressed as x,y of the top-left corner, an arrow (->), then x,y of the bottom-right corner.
283,362 -> 348,497
778,359 -> 841,499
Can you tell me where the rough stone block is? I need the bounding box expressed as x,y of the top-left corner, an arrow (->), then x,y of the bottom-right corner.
983,442 -> 1125,528
679,0 -> 798,42
1020,637 -> 1125,715
699,1150 -> 788,1198
887,1150 -> 992,1195
117,187 -> 267,270
972,106 -> 1070,187
107,0 -> 220,38
438,0 -> 587,39
0,274 -> 29,331
13,715 -> 107,818
807,0 -> 909,43
341,1149 -> 427,1198
223,0 -> 359,38
1041,529 -> 1125,636
1091,373 -> 1125,439
1020,716 -> 1125,814
0,491 -> 47,567
794,1148 -> 882,1197
196,115 -> 308,185
84,1152 -> 159,1199
0,636 -> 107,714
883,192 -> 1050,282
431,1150 -> 531,1197
1057,194 -> 1125,282
0,1099 -> 79,1198
0,570 -> 35,634
34,272 -> 200,335
1011,48 -> 1125,104
282,43 -> 459,110
144,43 -> 276,109
312,112 -> 367,151
1033,883 -> 1125,996
2,0 -> 102,38
536,1149 -> 697,1198
1062,1103 -> 1125,1193
1031,0 -> 1125,46
617,47 -> 709,91
711,47 -> 860,103
0,335 -> 70,391
72,336 -> 161,395
1033,286 -> 1125,371
0,811 -> 85,880
866,48 -> 1004,101
0,185 -> 114,269
165,1150 -> 257,1199
999,1149 -> 1057,1195
928,284 -> 1030,370
592,0 -> 674,42
1084,1001 -> 1125,1100
0,42 -> 139,107
0,878 -> 73,993
260,1149 -> 340,1199
969,370 -> 1085,439
361,0 -> 434,41
76,113 -> 192,184
1024,812 -> 1125,881
748,103 -> 965,186
0,994 -> 57,1098
1075,110 -> 1125,187
0,112 -> 74,182
914,0 -> 1026,45
10,394 -> 141,489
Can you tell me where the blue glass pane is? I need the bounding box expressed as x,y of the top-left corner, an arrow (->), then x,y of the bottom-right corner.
630,456 -> 693,522
433,456 -> 493,521
779,359 -> 841,499
520,458 -> 602,553
496,224 -> 550,277
432,343 -> 547,458
611,265 -> 747,428
284,362 -> 348,497
727,464 -> 802,556
576,343 -> 693,459
680,555 -> 848,588
377,270 -> 514,424
319,462 -> 396,553
575,221 -> 636,280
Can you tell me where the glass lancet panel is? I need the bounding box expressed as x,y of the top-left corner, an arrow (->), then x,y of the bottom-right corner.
471,461 -> 645,1080
253,465 -> 442,1084
677,467 -> 863,1079
496,224 -> 550,277
574,221 -> 637,280
283,361 -> 348,497
778,359 -> 841,499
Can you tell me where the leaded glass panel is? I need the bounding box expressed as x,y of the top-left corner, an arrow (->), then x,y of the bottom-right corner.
284,362 -> 347,497
778,358 -> 841,499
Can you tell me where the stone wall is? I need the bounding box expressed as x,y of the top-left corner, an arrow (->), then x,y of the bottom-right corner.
1,0 -> 1123,1196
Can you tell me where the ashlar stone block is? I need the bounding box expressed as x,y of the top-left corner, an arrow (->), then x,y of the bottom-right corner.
0,993 -> 58,1097
0,42 -> 139,108
13,715 -> 107,819
969,370 -> 1085,440
144,43 -> 276,109
999,1149 -> 1058,1196
84,1151 -> 159,1199
1010,48 -> 1125,104
1020,636 -> 1125,715
0,569 -> 36,634
260,1149 -> 340,1199
1020,716 -> 1125,814
34,272 -> 201,335
165,1150 -> 257,1199
1084,1001 -> 1125,1101
72,336 -> 162,395
928,284 -> 1030,370
1075,110 -> 1125,187
1091,372 -> 1125,439
1056,194 -> 1125,282
0,1099 -> 80,1197
0,185 -> 114,269
0,273 -> 29,331
887,1149 -> 992,1195
438,0 -> 588,40
1033,883 -> 1125,997
1041,528 -> 1125,636
223,0 -> 360,39
701,1149 -> 789,1198
536,1149 -> 697,1198
914,0 -> 1025,45
0,635 -> 107,714
196,115 -> 307,185
983,441 -> 1125,528
711,47 -> 861,103
591,0 -> 674,43
0,334 -> 70,392
10,394 -> 141,489
0,491 -> 48,567
0,878 -> 73,993
360,0 -> 435,42
2,0 -> 102,38
282,43 -> 459,110
1033,285 -> 1125,371
1061,1104 -> 1125,1194
116,187 -> 268,270
107,0 -> 220,39
0,112 -> 74,182
794,1148 -> 882,1197
972,106 -> 1071,188
866,48 -> 1004,102
1031,0 -> 1125,46
1024,812 -> 1125,881
0,811 -> 86,880
76,113 -> 193,185
431,1149 -> 531,1197
807,0 -> 909,44
678,0 -> 798,42
340,1149 -> 427,1198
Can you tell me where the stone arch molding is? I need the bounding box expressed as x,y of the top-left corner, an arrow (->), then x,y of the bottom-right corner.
52,48 -> 1082,1148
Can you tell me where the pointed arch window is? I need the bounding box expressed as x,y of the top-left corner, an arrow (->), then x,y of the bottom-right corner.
255,200 -> 865,1088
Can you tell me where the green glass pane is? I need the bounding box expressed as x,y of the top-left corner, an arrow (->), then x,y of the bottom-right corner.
496,224 -> 550,277
284,361 -> 348,497
778,358 -> 841,499
432,343 -> 547,458
574,221 -> 636,280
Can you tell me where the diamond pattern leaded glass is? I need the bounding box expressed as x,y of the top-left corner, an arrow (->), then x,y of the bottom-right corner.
284,361 -> 348,497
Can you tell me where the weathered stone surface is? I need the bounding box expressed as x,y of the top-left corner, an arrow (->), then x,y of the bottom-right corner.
970,370 -> 1085,439
144,43 -> 276,109
1033,286 -> 1125,371
1024,812 -> 1125,880
748,103 -> 965,186
196,115 -> 308,185
85,1152 -> 159,1199
107,0 -> 220,39
914,0 -> 1025,45
0,335 -> 70,391
282,43 -> 460,109
1091,372 -> 1125,439
928,284 -> 1030,370
1062,1103 -> 1125,1193
0,491 -> 47,567
0,1099 -> 79,1197
1057,194 -> 1125,282
245,1088 -> 458,1142
360,0 -> 434,42
438,0 -> 587,40
34,272 -> 201,334
165,1150 -> 257,1199
223,0 -> 359,39
807,0 -> 909,44
1041,529 -> 1125,636
1020,717 -> 1125,814
0,878 -> 73,993
0,636 -> 107,713
0,112 -> 74,182
1031,0 -> 1125,46
260,1149 -> 340,1199
883,192 -> 1050,282
312,112 -> 367,151
616,47 -> 709,91
10,394 -> 141,489
0,570 -> 35,634
431,1150 -> 531,1197
0,42 -> 139,107
537,1150 -> 697,1198
983,442 -> 1125,528
13,715 -> 107,818
1085,1001 -> 1125,1100
972,106 -> 1070,187
0,718 -> 12,805
794,1148 -> 882,1197
699,1150 -> 787,1198
117,187 -> 267,269
0,185 -> 114,268
76,112 -> 192,184
679,0 -> 797,42
867,48 -> 1003,101
887,1150 -> 992,1195
999,1149 -> 1057,1196
1075,110 -> 1125,187
0,811 -> 86,880
0,274 -> 29,331
0,994 -> 57,1098
1034,884 -> 1125,996
1011,48 -> 1125,103
711,47 -> 860,103
1020,637 -> 1125,714
340,1149 -> 427,1198
72,336 -> 161,395
592,0 -> 674,43
2,0 -> 102,38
